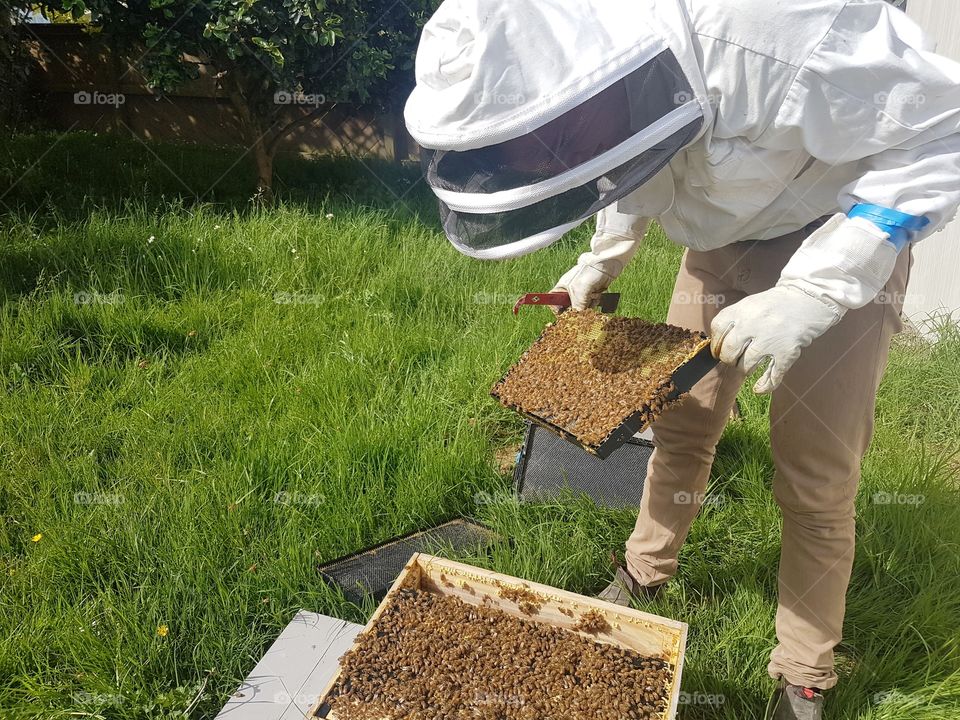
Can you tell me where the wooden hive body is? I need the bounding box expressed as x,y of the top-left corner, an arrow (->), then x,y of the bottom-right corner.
309,554 -> 688,720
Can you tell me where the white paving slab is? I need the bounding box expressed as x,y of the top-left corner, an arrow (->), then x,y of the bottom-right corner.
216,611 -> 362,720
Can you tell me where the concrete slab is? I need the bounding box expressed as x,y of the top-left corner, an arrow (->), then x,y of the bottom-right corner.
216,611 -> 362,720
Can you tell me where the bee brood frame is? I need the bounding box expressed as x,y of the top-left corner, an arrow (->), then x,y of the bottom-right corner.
491,310 -> 716,459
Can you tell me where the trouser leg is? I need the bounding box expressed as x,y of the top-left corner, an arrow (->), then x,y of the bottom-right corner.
766,249 -> 910,690
624,244 -> 748,585
624,222 -> 909,687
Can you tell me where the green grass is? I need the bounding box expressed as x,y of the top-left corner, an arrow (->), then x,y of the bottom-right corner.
0,131 -> 958,719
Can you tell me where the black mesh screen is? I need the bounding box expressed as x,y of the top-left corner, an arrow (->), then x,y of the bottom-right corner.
440,119 -> 700,251
318,520 -> 497,605
514,423 -> 652,509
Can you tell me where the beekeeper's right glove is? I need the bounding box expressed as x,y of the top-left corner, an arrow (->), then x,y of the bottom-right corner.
551,207 -> 649,310
711,211 -> 921,393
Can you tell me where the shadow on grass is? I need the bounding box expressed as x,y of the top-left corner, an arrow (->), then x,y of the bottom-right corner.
0,130 -> 438,301
53,311 -> 208,362
0,130 -> 432,219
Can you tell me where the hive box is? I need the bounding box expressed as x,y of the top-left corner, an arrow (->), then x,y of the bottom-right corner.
308,554 -> 688,720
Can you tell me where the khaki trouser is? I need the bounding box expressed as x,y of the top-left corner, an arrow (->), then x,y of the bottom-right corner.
624,224 -> 911,690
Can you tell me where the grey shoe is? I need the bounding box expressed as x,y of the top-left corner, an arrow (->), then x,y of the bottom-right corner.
597,565 -> 662,607
766,681 -> 824,720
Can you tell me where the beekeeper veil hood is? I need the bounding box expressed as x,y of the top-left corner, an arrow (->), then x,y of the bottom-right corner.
405,0 -> 705,260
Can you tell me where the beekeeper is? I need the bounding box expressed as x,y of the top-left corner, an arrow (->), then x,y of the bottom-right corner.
404,0 -> 960,717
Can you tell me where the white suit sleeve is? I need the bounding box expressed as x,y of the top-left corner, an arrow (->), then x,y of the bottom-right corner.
773,1 -> 960,239
574,205 -> 650,279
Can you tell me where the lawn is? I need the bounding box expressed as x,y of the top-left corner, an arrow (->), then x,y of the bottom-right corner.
0,131 -> 958,719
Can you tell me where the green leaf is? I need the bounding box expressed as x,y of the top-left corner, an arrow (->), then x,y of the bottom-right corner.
251,37 -> 284,67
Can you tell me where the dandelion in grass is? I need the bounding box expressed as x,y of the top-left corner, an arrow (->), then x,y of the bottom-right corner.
156,624 -> 169,637
325,213 -> 334,219
31,533 -> 42,542
147,235 -> 155,244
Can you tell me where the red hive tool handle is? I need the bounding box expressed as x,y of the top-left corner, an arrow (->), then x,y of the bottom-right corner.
512,292 -> 572,315
512,292 -> 621,315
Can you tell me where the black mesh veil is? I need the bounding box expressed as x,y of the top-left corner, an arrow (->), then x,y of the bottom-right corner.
438,122 -> 699,252
420,49 -> 703,258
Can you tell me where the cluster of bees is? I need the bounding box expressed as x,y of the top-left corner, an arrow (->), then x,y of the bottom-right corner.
492,310 -> 706,449
496,582 -> 544,616
328,587 -> 672,720
572,609 -> 611,635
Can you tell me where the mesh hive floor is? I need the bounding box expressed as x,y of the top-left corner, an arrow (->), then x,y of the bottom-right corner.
492,310 -> 708,451
318,520 -> 497,605
515,423 -> 652,508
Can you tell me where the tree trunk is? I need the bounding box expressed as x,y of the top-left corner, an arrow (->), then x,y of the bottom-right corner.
252,135 -> 275,206
222,74 -> 277,205
391,107 -> 409,164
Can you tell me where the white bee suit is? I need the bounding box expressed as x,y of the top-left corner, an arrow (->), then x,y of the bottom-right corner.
406,0 -> 960,696
408,0 -> 960,238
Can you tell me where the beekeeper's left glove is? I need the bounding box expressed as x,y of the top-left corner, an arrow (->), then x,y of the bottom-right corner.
710,213 -> 902,394
551,206 -> 649,311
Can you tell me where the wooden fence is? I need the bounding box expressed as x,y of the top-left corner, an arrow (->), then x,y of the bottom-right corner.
22,23 -> 413,162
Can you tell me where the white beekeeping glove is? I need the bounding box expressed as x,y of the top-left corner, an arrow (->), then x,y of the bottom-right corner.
552,207 -> 649,310
552,263 -> 617,311
710,213 -> 900,393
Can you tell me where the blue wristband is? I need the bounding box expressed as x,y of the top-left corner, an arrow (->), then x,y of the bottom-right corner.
847,204 -> 930,253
